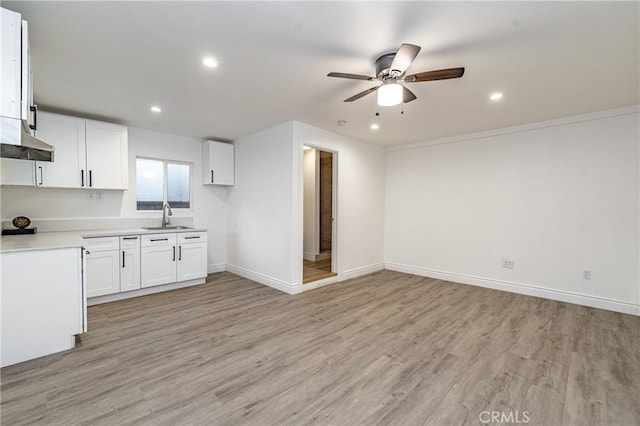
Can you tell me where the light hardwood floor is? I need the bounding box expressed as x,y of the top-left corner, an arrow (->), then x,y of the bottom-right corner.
303,257 -> 335,283
1,271 -> 639,425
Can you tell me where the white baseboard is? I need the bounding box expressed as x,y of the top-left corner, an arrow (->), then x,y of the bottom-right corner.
301,275 -> 339,291
208,263 -> 226,274
341,262 -> 385,280
300,262 -> 385,293
303,252 -> 317,261
385,262 -> 640,316
88,278 -> 205,306
226,264 -> 301,295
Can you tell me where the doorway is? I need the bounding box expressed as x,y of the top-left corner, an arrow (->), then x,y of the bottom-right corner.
303,146 -> 336,284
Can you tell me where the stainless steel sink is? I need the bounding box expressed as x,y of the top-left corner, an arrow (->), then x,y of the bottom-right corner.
142,226 -> 194,230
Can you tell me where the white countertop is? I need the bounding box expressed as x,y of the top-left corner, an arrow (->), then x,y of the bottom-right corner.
0,227 -> 208,253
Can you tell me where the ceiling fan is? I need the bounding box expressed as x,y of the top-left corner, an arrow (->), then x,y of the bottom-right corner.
327,43 -> 464,107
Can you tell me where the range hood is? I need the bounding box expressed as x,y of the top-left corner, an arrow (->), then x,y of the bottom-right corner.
0,116 -> 54,162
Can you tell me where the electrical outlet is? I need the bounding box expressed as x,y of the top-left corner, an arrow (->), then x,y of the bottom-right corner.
502,258 -> 515,269
582,270 -> 592,280
87,191 -> 95,200
96,192 -> 103,200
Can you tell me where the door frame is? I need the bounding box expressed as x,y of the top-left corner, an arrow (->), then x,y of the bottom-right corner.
300,144 -> 338,289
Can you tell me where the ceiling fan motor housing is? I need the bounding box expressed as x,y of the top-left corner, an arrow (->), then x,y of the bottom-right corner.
375,53 -> 397,79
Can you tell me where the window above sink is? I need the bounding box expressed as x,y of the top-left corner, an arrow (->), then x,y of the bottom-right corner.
136,158 -> 192,211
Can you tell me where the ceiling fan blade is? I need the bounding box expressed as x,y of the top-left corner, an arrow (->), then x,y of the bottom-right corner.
390,43 -> 421,74
327,72 -> 375,81
405,67 -> 465,83
344,86 -> 380,102
403,86 -> 417,103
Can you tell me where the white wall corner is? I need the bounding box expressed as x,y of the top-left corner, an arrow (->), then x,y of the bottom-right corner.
340,262 -> 385,281
227,264 -> 300,295
208,263 -> 226,274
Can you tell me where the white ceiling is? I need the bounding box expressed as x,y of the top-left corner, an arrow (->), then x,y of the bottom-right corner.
4,1 -> 639,146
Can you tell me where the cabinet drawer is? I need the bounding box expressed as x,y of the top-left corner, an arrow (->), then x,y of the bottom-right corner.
120,235 -> 141,248
141,233 -> 177,247
177,232 -> 207,244
83,236 -> 119,252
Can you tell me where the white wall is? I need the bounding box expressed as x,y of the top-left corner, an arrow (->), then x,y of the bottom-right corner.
226,122 -> 297,292
226,121 -> 385,293
0,126 -> 228,272
294,121 -> 386,286
303,148 -> 318,260
385,106 -> 640,315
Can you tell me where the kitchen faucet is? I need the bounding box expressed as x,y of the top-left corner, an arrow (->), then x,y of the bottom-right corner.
162,203 -> 172,227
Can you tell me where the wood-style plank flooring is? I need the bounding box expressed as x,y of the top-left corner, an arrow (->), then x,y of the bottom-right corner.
303,257 -> 335,283
1,270 -> 639,425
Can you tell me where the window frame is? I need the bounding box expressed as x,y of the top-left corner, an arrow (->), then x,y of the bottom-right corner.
136,157 -> 193,212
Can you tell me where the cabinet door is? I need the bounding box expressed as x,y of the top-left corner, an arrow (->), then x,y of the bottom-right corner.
85,120 -> 128,190
141,245 -> 177,288
86,250 -> 120,298
177,243 -> 207,282
0,158 -> 35,186
120,248 -> 141,292
1,8 -> 21,119
202,140 -> 234,185
36,112 -> 85,188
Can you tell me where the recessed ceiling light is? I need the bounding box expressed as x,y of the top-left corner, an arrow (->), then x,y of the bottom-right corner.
489,92 -> 503,101
150,105 -> 162,113
202,57 -> 218,68
337,120 -> 347,126
370,123 -> 379,130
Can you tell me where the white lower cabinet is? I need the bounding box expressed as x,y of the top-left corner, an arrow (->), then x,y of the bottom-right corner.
141,243 -> 177,288
84,237 -> 120,298
141,232 -> 207,288
120,236 -> 141,292
177,233 -> 208,281
86,231 -> 207,298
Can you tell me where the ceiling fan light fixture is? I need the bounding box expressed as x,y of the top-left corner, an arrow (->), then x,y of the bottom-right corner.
377,82 -> 403,107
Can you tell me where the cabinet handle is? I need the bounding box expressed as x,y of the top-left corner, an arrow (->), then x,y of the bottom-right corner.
85,250 -> 91,255
38,166 -> 43,185
81,170 -> 85,187
122,236 -> 138,240
29,105 -> 37,131
184,236 -> 200,239
211,170 -> 214,183
150,238 -> 168,242
179,245 -> 182,261
89,170 -> 93,187
172,246 -> 176,261
122,251 -> 125,268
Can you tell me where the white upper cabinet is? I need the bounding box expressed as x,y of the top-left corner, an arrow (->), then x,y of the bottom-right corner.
202,140 -> 234,186
26,112 -> 128,190
85,119 -> 128,189
0,158 -> 35,186
0,8 -> 35,126
1,8 -> 23,120
1,112 -> 128,189
35,113 -> 85,188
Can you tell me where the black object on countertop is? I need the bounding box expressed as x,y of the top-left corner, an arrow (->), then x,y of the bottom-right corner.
2,227 -> 37,235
